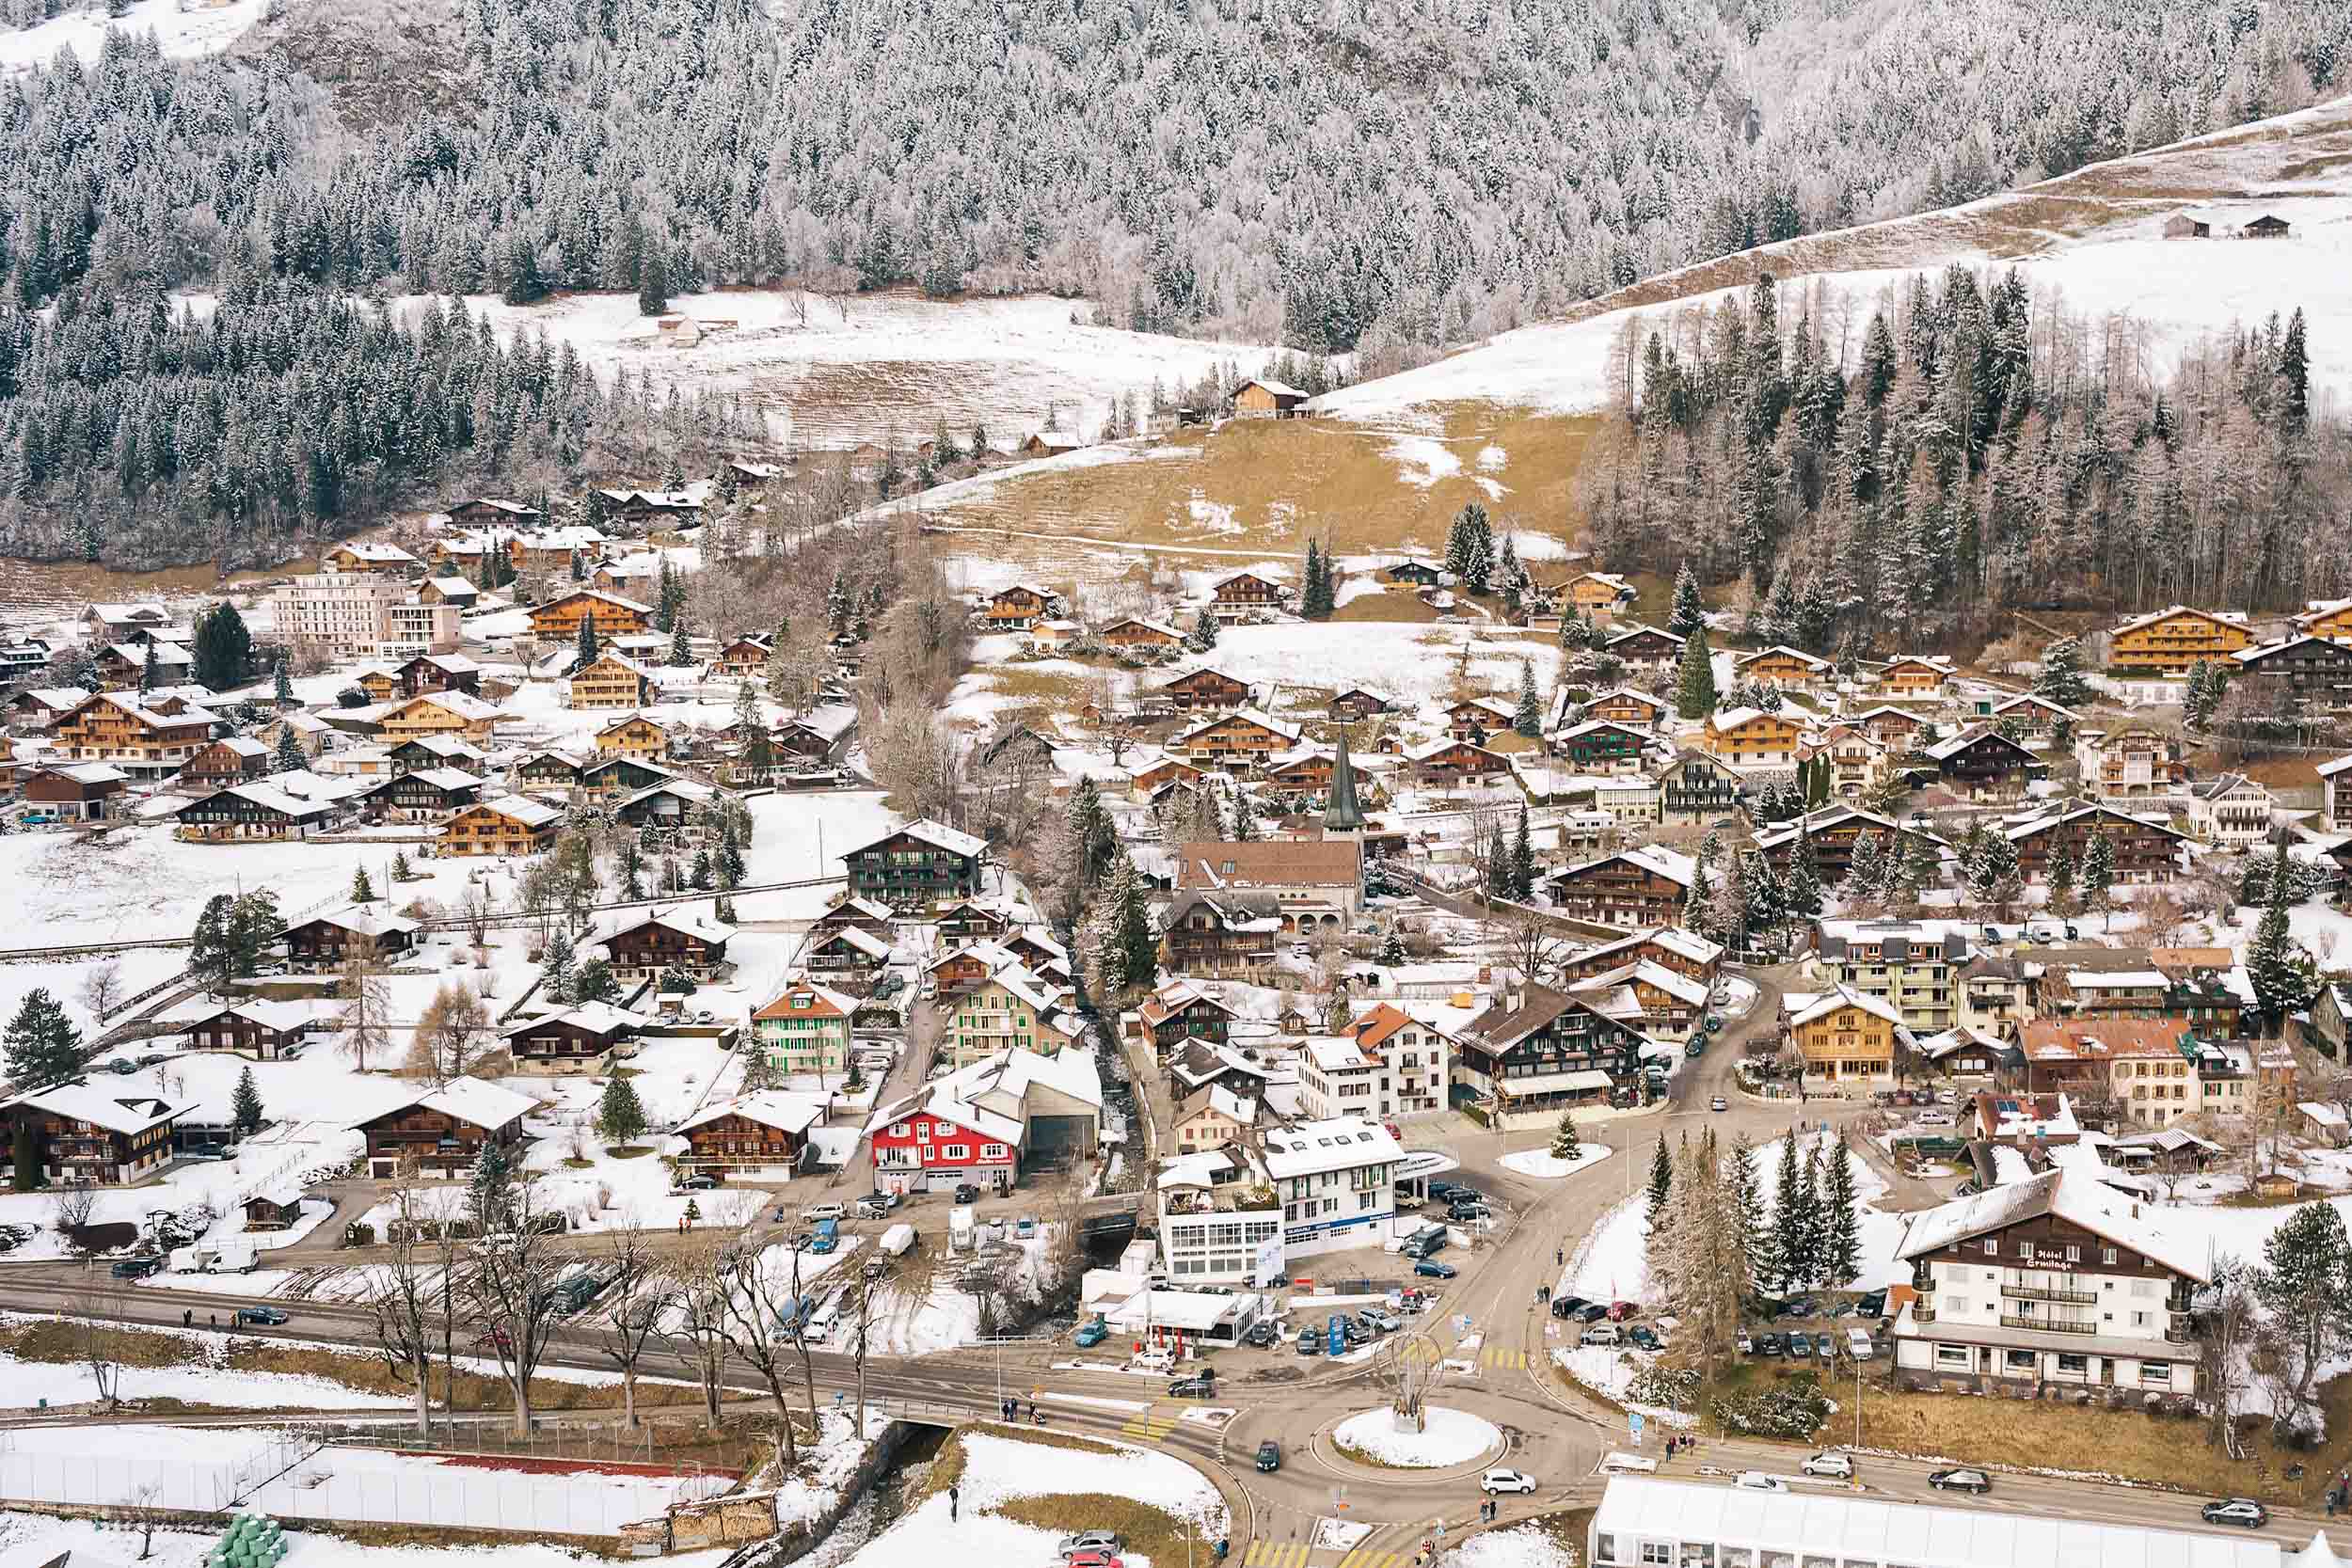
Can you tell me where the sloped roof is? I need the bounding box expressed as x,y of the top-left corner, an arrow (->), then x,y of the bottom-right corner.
675,1090 -> 828,1138
353,1074 -> 536,1132
1896,1167 -> 2211,1280
1788,984 -> 1905,1029
5,1081 -> 190,1134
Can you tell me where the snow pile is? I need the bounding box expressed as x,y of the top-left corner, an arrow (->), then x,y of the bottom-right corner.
1442,1522 -> 1581,1568
1329,1405 -> 1500,1467
1501,1144 -> 1615,1180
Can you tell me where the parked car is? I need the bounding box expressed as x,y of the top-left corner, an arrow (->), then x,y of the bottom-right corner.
1060,1531 -> 1126,1559
1627,1325 -> 1661,1351
1414,1259 -> 1457,1279
954,1183 -> 981,1203
234,1307 -> 289,1326
1788,1331 -> 1813,1358
1016,1215 -> 1039,1239
1756,1333 -> 1787,1357
1916,1112 -> 1955,1128
2202,1500 -> 2268,1528
1734,1473 -> 1788,1493
1578,1303 -> 1610,1323
110,1254 -> 165,1279
803,1203 -> 846,1223
1243,1320 -> 1282,1347
1608,1300 -> 1635,1321
1073,1317 -> 1109,1349
1580,1325 -> 1622,1348
1363,1307 -> 1402,1332
1296,1328 -> 1324,1355
1256,1440 -> 1281,1473
1801,1452 -> 1856,1480
1929,1468 -> 1992,1495
1780,1298 -> 1818,1319
1480,1469 -> 1537,1496
1710,1096 -> 1728,1112
675,1173 -> 720,1192
1549,1295 -> 1585,1320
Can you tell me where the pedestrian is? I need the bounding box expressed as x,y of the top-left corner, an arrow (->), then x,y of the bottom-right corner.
1555,1247 -> 1563,1266
209,1312 -> 216,1329
949,1484 -> 959,1522
183,1309 -> 192,1328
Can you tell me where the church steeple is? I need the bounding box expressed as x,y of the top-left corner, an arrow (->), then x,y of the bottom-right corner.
1324,725 -> 1365,836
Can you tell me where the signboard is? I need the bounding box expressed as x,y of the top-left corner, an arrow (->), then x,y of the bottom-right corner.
1629,1411 -> 1645,1445
1253,1235 -> 1285,1290
1327,1319 -> 1344,1355
1458,1314 -> 1472,1334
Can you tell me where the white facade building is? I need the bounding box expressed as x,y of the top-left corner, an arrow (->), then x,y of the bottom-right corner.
1156,1147 -> 1283,1286
1263,1116 -> 1401,1262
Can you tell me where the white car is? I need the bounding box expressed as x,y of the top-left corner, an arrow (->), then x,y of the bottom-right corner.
1915,1111 -> 1955,1128
803,1203 -> 846,1223
1480,1469 -> 1537,1496
1734,1472 -> 1788,1493
1800,1451 -> 1855,1480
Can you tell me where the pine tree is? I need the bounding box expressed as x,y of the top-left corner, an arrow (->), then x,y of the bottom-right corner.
2,990 -> 85,1087
1729,1131 -> 1765,1296
2048,841 -> 2077,913
1485,818 -> 1512,899
1302,540 -> 1327,618
1846,830 -> 1885,903
671,620 -> 692,666
274,727 -> 307,773
541,929 -> 575,1005
2281,306 -> 2311,433
1188,612 -> 1219,651
1514,659 -> 1541,736
576,613 -> 599,670
2247,858 -> 2319,1030
1510,807 -> 1535,899
1820,1129 -> 1863,1286
231,1065 -> 264,1136
1645,1133 -> 1676,1231
2082,829 -> 2117,919
2034,635 -> 2091,708
1378,927 -> 1405,966
638,245 -> 670,316
1666,560 -> 1705,640
1769,1132 -> 1805,1292
690,847 -> 713,889
1113,856 -> 1157,993
138,638 -> 160,693
1674,623 -> 1717,719
352,866 -> 375,903
1230,782 -> 1256,841
273,657 -> 294,706
1792,1141 -> 1825,1289
391,850 -> 412,882
597,1075 -> 650,1145
191,603 -> 253,691
1786,832 -> 1824,920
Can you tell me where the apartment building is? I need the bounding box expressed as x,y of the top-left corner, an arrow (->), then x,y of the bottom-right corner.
1812,918 -> 1970,1030
1263,1116 -> 1401,1261
2106,605 -> 2252,674
1157,1145 -> 1283,1284
271,573 -> 405,660
2018,1018 -> 2203,1124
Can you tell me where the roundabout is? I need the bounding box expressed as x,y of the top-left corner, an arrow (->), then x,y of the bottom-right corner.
1323,1404 -> 1506,1476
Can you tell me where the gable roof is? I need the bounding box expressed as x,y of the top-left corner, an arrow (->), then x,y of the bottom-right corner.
2111,603 -> 2245,637
1171,705 -> 1301,746
674,1090 -> 829,1138
1173,839 -> 1362,891
2002,801 -> 2190,844
849,816 -> 988,860
753,978 -> 858,1020
1736,643 -> 1830,672
1788,983 -> 1905,1029
1896,1167 -> 2210,1280
4,1081 -> 190,1134
355,1074 -> 536,1133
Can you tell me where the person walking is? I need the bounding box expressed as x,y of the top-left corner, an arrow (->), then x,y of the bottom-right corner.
948,1485 -> 959,1523
208,1312 -> 216,1329
183,1309 -> 192,1329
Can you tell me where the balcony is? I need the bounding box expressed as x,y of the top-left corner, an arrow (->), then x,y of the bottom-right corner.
1999,1313 -> 2096,1334
2000,1281 -> 2097,1305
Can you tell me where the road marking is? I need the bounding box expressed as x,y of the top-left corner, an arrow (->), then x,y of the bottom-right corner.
1483,1347 -> 1527,1370
1332,1552 -> 1402,1568
1120,1402 -> 1177,1441
1244,1543 -> 1310,1567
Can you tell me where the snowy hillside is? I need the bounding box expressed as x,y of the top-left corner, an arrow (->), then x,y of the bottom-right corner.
0,0 -> 264,72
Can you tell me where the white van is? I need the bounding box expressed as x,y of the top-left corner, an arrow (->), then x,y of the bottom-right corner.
1846,1328 -> 1876,1360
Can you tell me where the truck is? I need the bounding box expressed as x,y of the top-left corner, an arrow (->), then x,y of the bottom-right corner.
169,1240 -> 259,1275
949,1205 -> 976,1253
879,1223 -> 915,1259
810,1217 -> 840,1255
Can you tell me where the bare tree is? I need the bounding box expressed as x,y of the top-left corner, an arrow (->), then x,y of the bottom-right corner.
415,982 -> 491,1082
594,1226 -> 668,1430
715,1239 -> 818,1469
77,960 -> 124,1024
368,1176 -> 447,1437
460,1173 -> 567,1437
70,1276 -> 130,1409
665,1238 -> 736,1426
461,883 -> 495,949
52,1181 -> 99,1243
339,957 -> 393,1072
1504,911 -> 1569,984
2199,1256 -> 2259,1458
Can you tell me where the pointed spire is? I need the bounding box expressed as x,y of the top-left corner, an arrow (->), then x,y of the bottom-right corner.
1324,725 -> 1365,834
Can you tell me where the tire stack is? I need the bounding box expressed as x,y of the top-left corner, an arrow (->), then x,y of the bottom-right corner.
208,1513 -> 289,1568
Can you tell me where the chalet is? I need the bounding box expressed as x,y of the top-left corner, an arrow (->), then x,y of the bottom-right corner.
1232,378 -> 1310,417
810,894 -> 896,944
2073,727 -> 2188,800
1604,624 -> 1685,673
180,737 -> 271,788
724,460 -> 790,489
846,818 -> 988,908
1162,668 -> 1250,713
446,498 -> 543,530
1454,983 -> 1652,1125
982,583 -> 1057,629
1658,751 -> 1746,824
53,691 -> 218,779
596,714 -> 671,761
674,1091 -> 828,1176
1550,720 -> 1649,773
1543,846 -> 1697,928
1443,698 -> 1517,743
441,796 -> 563,856
614,779 -> 720,835
2186,773 -> 2277,847
380,691 -> 506,745
514,524 -> 617,568
2106,605 -> 2251,674
501,1002 -> 644,1073
1583,688 -> 1666,730
1878,656 -> 1953,694
1028,619 -> 1080,654
417,575 -> 480,609
803,923 -> 893,987
2320,752 -> 2352,833
1699,707 -> 1801,768
394,653 -> 482,698
7,687 -> 92,728
1098,616 -> 1185,651
1263,744 -> 1337,797
2244,214 -> 2291,238
388,735 -> 485,775
20,762 -> 127,822
80,601 -> 173,642
1328,688 -> 1394,721
0,1082 -> 190,1187
1555,571 -> 1636,616
2232,634 -> 2352,705
753,978 -> 857,1077
2004,802 -> 2192,884
1139,983 -> 1239,1054
178,1001 -> 316,1061
1735,645 -> 1832,689
354,1077 -> 534,1179
1985,692 -> 2077,749
362,766 -> 484,822
1020,429 -> 1085,456
592,906 -> 735,981
580,755 -> 680,801
978,723 -> 1060,771
2294,596 -> 2352,644
944,964 -> 1078,1066
707,636 -> 772,678
1172,1084 -> 1259,1153
933,898 -> 1016,942
515,749 -> 590,791
173,783 -> 336,843
94,640 -> 193,689
1568,958 -> 1710,1042
1209,571 -> 1289,617
926,941 -> 1010,996
1851,705 -> 1935,752
323,541 -> 420,575
1161,890 -> 1284,975
588,554 -> 667,596
353,665 -> 400,704
1556,926 -> 1724,989
1384,561 -> 1441,587
1756,808 -> 1947,885
1787,984 -> 1910,1096
1170,707 -> 1299,771
1130,752 -> 1208,798
570,653 -> 658,710
527,589 -> 653,643
2163,214 -> 2213,239
1801,724 -> 1891,800
283,907 -> 420,969
1923,727 -> 2041,801
771,705 -> 857,764
242,1186 -> 314,1231
429,531 -> 498,569
1406,736 -> 1513,787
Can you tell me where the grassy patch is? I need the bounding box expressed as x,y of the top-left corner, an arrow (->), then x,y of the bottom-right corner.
1331,585 -> 1443,624
992,1494 -> 1204,1566
982,667 -> 1093,707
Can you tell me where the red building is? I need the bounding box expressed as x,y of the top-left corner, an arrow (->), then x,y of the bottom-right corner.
865,1097 -> 1021,1196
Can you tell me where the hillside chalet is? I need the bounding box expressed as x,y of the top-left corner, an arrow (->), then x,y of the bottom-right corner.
354,1077 -> 535,1178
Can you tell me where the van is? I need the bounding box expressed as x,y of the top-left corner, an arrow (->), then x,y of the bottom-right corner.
1402,1224 -> 1446,1259
810,1218 -> 839,1255
1846,1329 -> 1876,1360
1580,1324 -> 1622,1347
879,1223 -> 915,1258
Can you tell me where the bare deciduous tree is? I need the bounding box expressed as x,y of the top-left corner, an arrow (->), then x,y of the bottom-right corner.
594,1225 -> 668,1430
414,982 -> 491,1083
460,1174 -> 567,1437
339,957 -> 393,1072
77,960 -> 124,1024
461,883 -> 495,948
714,1238 -> 819,1469
71,1275 -> 130,1409
368,1175 -> 448,1437
665,1238 -> 736,1427
2200,1256 -> 2259,1459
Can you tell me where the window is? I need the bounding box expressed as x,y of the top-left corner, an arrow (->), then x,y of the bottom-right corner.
2103,1247 -> 2118,1265
2057,1354 -> 2089,1376
2142,1361 -> 2170,1386
1934,1343 -> 1973,1369
1639,1545 -> 1672,1567
1942,1295 -> 1967,1315
1983,1240 -> 1999,1257
1596,1537 -> 1619,1566
941,1144 -> 970,1161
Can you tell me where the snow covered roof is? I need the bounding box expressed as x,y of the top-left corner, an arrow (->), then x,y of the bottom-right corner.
813,924 -> 894,958
1787,984 -> 1904,1029
174,783 -> 335,822
1736,643 -> 1830,671
468,795 -> 564,828
353,1074 -> 536,1132
675,1090 -> 828,1138
753,978 -> 858,1019
1895,1168 -> 2211,1281
1262,1117 -> 1402,1178
1172,706 -> 1301,746
390,689 -> 503,722
502,1001 -> 647,1039
1570,958 -> 1709,1008
2111,602 -> 2245,636
851,816 -> 988,860
333,541 -> 420,563
598,904 -> 737,945
950,1043 -> 1102,1111
294,905 -> 420,938
2317,753 -> 2352,779
4,1081 -> 191,1134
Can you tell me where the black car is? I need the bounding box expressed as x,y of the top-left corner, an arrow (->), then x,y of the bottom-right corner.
110,1254 -> 165,1279
234,1307 -> 289,1326
1549,1295 -> 1586,1320
1425,1180 -> 1463,1202
1169,1375 -> 1216,1398
1243,1320 -> 1281,1347
1296,1329 -> 1324,1355
1756,1333 -> 1788,1357
954,1183 -> 981,1203
1256,1440 -> 1281,1473
1929,1468 -> 1992,1495
1579,1303 -> 1611,1323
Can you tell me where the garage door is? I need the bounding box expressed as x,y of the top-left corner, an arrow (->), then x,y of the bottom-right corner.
1026,1115 -> 1093,1161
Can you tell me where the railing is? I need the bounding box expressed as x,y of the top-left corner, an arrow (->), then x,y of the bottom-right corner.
1999,1281 -> 2097,1305
1999,1313 -> 2096,1334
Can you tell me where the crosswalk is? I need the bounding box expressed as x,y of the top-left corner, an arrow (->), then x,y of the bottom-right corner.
1120,1402 -> 1177,1442
1242,1544 -> 1309,1568
1238,1544 -> 1412,1568
1397,1340 -> 1527,1370
1331,1550 -> 1409,1568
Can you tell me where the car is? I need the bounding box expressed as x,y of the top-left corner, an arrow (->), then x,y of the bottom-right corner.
1016,1215 -> 1039,1239
1338,1318 -> 1366,1345
803,1203 -> 846,1223
1800,1452 -> 1856,1480
954,1183 -> 981,1203
1781,1298 -> 1818,1319
1064,1555 -> 1122,1568
110,1255 -> 165,1279
1580,1325 -> 1621,1348
1609,1300 -> 1635,1321
1929,1468 -> 1992,1495
1734,1472 -> 1788,1493
1448,1203 -> 1492,1222
1627,1325 -> 1661,1351
1736,1331 -> 1754,1354
1414,1259 -> 1457,1279
1169,1375 -> 1216,1398
1073,1318 -> 1109,1349
1480,1469 -> 1537,1496
675,1174 -> 721,1192
1549,1296 -> 1584,1320
1425,1181 -> 1464,1203
1788,1331 -> 1813,1358
2202,1500 -> 2268,1528
1915,1112 -> 1955,1128
1295,1329 -> 1324,1355
1244,1320 -> 1281,1348
234,1307 -> 289,1327
1256,1440 -> 1281,1473
1059,1531 -> 1127,1559
1579,1303 -> 1611,1323
1756,1333 -> 1787,1357
1710,1096 -> 1728,1112
855,1197 -> 892,1218
1363,1307 -> 1401,1332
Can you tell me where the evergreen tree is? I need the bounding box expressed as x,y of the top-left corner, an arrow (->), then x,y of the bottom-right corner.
2248,857 -> 2320,1030
1792,1141 -> 1824,1288
1666,560 -> 1706,640
576,613 -> 599,669
1740,850 -> 1787,940
690,847 -> 713,889
1820,1129 -> 1863,1286
392,849 -> 411,882
2081,829 -> 2117,917
1550,1112 -> 1581,1161
231,1065 -> 264,1136
10,1119 -> 41,1192
1510,807 -> 1535,898
1645,1134 -> 1674,1232
1786,832 -> 1824,920
1112,856 -> 1157,992
191,602 -> 253,691
2034,635 -> 2091,708
638,245 -> 670,316
1770,1132 -> 1807,1292
1729,1131 -> 1765,1296
2048,841 -> 2077,913
273,657 -> 294,706
1230,782 -> 1256,840
1847,830 -> 1885,902
274,727 -> 307,772
1514,659 -> 1541,736
1378,927 -> 1406,966
2,990 -> 85,1087
541,929 -> 575,1004
1485,818 -> 1512,899
2281,306 -> 2311,434
574,958 -> 620,1004
597,1074 -> 650,1145
137,638 -> 160,693
1674,624 -> 1717,719
352,866 -> 375,903
1187,611 -> 1219,651
671,619 -> 692,665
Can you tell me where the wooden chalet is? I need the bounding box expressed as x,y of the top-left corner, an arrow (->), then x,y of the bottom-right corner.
1851,705 -> 1935,752
1263,745 -> 1335,796
2107,605 -> 2252,674
1879,656 -> 1952,694
442,796 -> 563,856
1384,560 -> 1441,587
1232,378 -> 1310,417
1542,846 -> 1697,928
53,691 -> 218,779
515,749 -> 590,791
1554,571 -> 1636,615
1406,737 -> 1512,786
1923,727 -> 2041,801
1444,698 -> 1516,743
1098,616 -> 1184,650
180,1001 -> 316,1061
846,818 -> 987,908
579,754 -> 677,800
1162,668 -> 1250,712
380,691 -> 506,745
2232,634 -> 2352,705
1138,983 -> 1238,1055
2075,727 -> 2188,799
323,540 -> 420,575
1604,624 -> 1686,673
527,589 -> 653,642
570,652 -> 658,710
94,640 -> 193,690
1170,707 -> 1298,771
1584,688 -> 1666,730
705,636 -> 771,678
1162,891 -> 1283,975
388,735 -> 485,774
1735,645 -> 1832,688
417,575 -> 479,609
1755,808 -> 1947,884
21,762 -> 127,822
674,1091 -> 827,1176
2005,803 -> 2191,885
1209,571 -> 1288,617
500,1004 -> 644,1074
1556,926 -> 1724,989
447,499 -> 543,530
804,924 -> 893,986
1328,688 -> 1393,721
284,907 -> 420,969
174,783 -> 336,843
0,1081 -> 189,1187
392,653 -> 481,699
596,714 -> 671,761
179,736 -> 270,788
355,1077 -> 535,1178
615,779 -> 720,836
363,766 -> 484,822
1455,984 -> 1650,1124
7,686 -> 91,729
982,584 -> 1057,629
1700,707 -> 1802,768
1550,720 -> 1648,773
933,898 -> 1014,942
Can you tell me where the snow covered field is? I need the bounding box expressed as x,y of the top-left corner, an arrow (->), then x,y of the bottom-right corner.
1329,1405 -> 1500,1467
831,1427 -> 1226,1568
1210,623 -> 1565,707
0,0 -> 266,72
0,1513 -> 736,1568
1439,1523 -> 1581,1568
1500,1144 -> 1615,1180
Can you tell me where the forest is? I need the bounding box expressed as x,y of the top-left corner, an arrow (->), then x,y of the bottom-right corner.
1578,264 -> 2352,647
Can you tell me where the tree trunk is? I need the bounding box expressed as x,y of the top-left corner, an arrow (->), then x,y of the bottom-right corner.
511,1375 -> 533,1438
622,1368 -> 638,1428
415,1362 -> 432,1438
